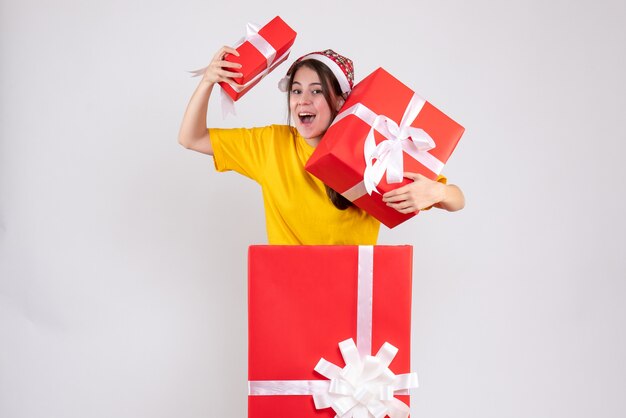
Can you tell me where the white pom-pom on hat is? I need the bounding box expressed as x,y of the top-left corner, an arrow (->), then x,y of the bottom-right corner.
277,76 -> 290,92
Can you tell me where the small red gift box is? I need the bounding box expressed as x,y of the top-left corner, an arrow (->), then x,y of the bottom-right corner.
220,16 -> 297,101
248,245 -> 416,418
305,68 -> 465,228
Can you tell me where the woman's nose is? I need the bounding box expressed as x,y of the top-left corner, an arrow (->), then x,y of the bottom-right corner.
299,92 -> 312,104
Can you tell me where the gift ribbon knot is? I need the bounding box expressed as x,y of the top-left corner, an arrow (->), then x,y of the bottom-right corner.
361,94 -> 436,195
313,338 -> 418,418
329,95 -> 445,202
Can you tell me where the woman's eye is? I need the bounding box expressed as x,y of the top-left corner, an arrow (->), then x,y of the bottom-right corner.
291,89 -> 301,94
312,89 -> 323,95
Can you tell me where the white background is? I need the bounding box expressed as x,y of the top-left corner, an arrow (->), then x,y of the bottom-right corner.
1,0 -> 625,417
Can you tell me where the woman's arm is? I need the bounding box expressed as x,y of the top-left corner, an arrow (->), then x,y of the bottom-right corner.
178,46 -> 243,156
432,183 -> 465,211
382,172 -> 465,213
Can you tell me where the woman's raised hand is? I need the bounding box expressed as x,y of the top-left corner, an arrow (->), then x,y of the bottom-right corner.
201,46 -> 245,89
178,46 -> 246,154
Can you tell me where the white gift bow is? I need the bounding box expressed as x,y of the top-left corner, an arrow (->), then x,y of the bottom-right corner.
189,21 -> 291,117
328,95 -> 446,201
248,246 -> 419,418
312,338 -> 418,418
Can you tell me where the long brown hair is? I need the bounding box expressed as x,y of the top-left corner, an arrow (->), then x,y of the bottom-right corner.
287,60 -> 353,210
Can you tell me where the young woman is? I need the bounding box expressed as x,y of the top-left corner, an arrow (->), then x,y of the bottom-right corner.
178,47 -> 465,245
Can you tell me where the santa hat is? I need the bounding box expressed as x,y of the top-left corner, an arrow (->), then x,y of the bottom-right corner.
278,49 -> 354,95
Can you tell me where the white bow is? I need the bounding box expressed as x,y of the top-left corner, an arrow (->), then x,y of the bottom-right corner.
313,338 -> 418,418
362,94 -> 435,194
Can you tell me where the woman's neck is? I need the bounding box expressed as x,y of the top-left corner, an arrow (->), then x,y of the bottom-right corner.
304,136 -> 321,147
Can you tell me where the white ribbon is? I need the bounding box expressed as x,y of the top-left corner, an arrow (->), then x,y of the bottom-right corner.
248,246 -> 418,418
329,95 -> 445,200
357,245 -> 374,358
189,21 -> 292,117
248,380 -> 330,395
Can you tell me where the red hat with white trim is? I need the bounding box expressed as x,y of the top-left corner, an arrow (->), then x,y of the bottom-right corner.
278,49 -> 354,95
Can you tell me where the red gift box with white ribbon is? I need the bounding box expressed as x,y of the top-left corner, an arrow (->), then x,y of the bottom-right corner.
220,16 -> 296,101
305,68 -> 465,228
248,245 -> 417,418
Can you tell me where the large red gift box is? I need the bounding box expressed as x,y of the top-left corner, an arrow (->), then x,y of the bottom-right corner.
248,245 -> 416,418
220,16 -> 297,101
305,68 -> 465,228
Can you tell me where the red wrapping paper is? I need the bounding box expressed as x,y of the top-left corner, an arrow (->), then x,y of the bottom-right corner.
305,68 -> 465,228
220,16 -> 297,101
248,245 -> 413,418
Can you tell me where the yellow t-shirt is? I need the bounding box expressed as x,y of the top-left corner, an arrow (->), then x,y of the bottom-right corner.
209,125 -> 381,245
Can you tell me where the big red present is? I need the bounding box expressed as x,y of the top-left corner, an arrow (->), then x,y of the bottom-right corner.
248,245 -> 418,418
220,16 -> 297,101
305,68 -> 465,228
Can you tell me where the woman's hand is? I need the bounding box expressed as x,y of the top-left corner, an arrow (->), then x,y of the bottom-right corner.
201,46 -> 245,89
382,172 -> 465,213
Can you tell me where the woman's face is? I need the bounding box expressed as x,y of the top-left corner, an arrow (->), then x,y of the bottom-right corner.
289,66 -> 336,147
